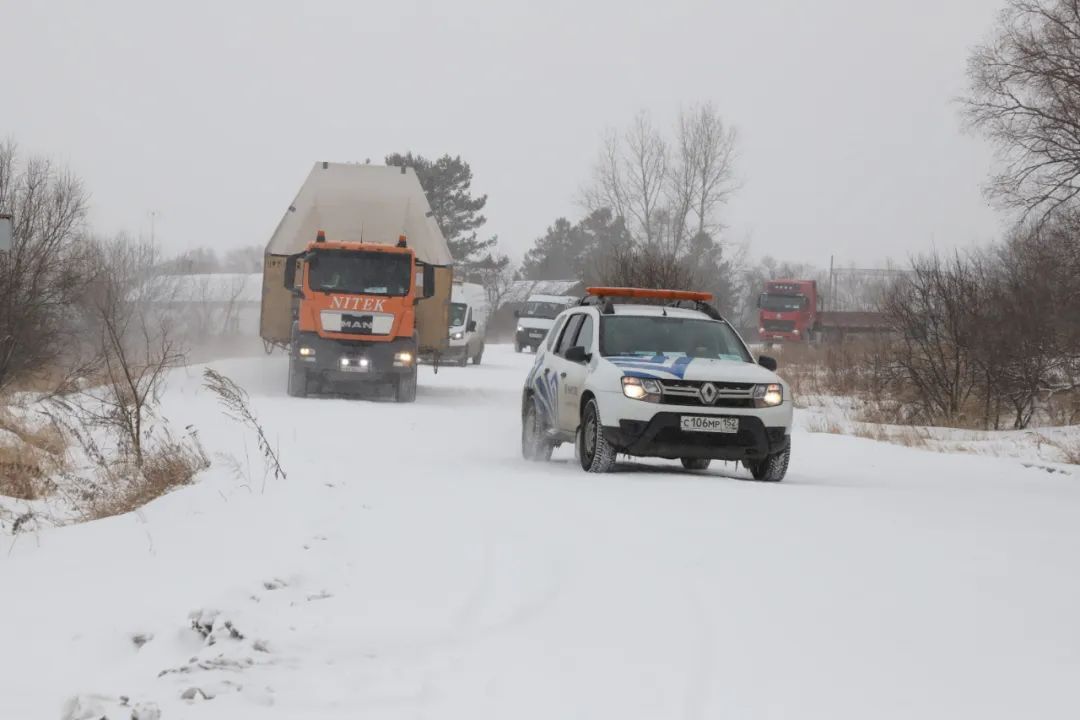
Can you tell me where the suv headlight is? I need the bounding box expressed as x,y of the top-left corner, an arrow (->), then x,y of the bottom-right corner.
451,331 -> 464,340
753,383 -> 784,407
622,376 -> 662,402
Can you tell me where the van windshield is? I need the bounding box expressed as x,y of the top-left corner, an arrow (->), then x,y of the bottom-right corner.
449,302 -> 468,327
600,316 -> 752,362
308,250 -> 411,296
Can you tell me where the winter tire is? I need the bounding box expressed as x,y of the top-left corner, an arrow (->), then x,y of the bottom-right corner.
515,342 -> 523,353
287,358 -> 308,398
744,444 -> 790,482
522,397 -> 554,461
681,458 -> 711,471
578,399 -> 616,473
395,368 -> 418,403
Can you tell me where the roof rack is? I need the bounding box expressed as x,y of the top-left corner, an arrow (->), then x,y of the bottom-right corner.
578,286 -> 727,320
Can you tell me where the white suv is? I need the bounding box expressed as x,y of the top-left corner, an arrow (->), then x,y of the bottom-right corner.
520,288 -> 793,480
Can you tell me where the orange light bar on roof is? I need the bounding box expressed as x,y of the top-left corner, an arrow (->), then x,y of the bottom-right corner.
586,287 -> 714,302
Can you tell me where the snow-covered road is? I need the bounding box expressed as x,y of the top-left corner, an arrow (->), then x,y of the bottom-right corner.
3,345 -> 1080,719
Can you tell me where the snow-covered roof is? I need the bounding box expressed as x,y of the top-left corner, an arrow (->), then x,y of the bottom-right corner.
502,279 -> 583,305
610,304 -> 709,319
265,163 -> 453,267
134,273 -> 263,304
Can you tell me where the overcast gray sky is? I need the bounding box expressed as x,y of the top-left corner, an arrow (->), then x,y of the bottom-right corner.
3,0 -> 1004,267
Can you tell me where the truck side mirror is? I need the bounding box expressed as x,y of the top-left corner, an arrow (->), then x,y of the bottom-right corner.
758,355 -> 778,372
513,309 -> 521,318
467,320 -> 477,332
422,265 -> 436,299
284,255 -> 303,297
757,293 -> 767,309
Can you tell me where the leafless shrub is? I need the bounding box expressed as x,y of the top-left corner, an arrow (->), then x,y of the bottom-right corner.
87,428 -> 209,520
202,368 -> 286,484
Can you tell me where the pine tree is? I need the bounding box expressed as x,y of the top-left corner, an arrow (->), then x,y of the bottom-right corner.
385,152 -> 493,266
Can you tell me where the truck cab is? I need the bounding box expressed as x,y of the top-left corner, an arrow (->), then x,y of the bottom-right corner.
758,280 -> 819,344
515,294 -> 575,352
448,281 -> 488,366
283,232 -> 435,401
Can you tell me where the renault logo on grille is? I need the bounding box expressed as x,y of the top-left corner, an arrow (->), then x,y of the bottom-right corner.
699,382 -> 718,405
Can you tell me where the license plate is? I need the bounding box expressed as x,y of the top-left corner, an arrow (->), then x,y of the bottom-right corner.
529,331 -> 544,338
680,416 -> 739,433
340,359 -> 368,373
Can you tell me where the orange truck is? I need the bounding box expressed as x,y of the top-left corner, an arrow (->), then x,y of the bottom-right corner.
260,163 -> 453,402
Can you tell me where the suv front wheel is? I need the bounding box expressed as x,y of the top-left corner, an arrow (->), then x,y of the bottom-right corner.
578,399 -> 616,473
744,444 -> 790,482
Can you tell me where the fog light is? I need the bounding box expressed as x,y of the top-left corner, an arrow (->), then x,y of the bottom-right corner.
359,358 -> 370,368
340,357 -> 350,367
299,347 -> 315,357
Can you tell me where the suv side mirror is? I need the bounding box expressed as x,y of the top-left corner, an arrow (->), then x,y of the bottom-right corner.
758,355 -> 778,372
467,320 -> 477,332
565,346 -> 590,363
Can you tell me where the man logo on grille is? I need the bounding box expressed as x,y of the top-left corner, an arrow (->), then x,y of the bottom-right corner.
700,382 -> 718,405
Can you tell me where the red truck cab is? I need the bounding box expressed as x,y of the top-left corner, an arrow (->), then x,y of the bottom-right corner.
758,280 -> 818,344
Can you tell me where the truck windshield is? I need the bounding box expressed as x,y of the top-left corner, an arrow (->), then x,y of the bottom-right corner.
600,316 -> 752,363
449,302 -> 468,327
308,250 -> 411,296
760,294 -> 808,312
522,301 -> 565,319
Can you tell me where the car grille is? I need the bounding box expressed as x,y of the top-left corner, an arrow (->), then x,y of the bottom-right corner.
659,380 -> 755,408
762,319 -> 795,332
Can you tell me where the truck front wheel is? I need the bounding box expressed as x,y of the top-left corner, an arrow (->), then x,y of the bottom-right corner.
287,357 -> 308,398
395,366 -> 418,403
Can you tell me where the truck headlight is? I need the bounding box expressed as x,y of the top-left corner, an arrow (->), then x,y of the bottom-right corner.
451,331 -> 464,340
394,351 -> 413,367
299,346 -> 315,357
622,376 -> 662,402
753,383 -> 784,407
517,325 -> 524,333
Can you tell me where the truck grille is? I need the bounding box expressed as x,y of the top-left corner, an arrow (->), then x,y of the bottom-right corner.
762,319 -> 795,333
659,380 -> 755,408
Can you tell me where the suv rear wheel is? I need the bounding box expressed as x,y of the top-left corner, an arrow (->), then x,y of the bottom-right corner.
578,399 -> 616,473
521,397 -> 554,461
744,445 -> 790,482
680,458 -> 711,471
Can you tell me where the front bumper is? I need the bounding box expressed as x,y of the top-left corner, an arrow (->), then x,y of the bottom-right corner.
293,331 -> 415,383
516,329 -> 548,347
603,412 -> 790,461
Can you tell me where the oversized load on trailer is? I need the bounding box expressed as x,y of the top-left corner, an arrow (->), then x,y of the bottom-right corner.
261,162 -> 454,401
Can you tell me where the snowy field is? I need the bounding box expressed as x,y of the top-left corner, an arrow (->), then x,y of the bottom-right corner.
2,344 -> 1080,719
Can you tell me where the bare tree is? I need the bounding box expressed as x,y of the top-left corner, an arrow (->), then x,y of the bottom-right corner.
0,140 -> 91,389
683,102 -> 739,241
964,0 -> 1080,218
80,237 -> 185,466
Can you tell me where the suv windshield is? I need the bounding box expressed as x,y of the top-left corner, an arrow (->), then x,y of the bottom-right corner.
449,302 -> 468,327
308,250 -> 411,296
760,294 -> 808,312
522,301 -> 565,319
600,316 -> 752,363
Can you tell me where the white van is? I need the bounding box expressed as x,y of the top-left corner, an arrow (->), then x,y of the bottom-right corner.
448,282 -> 489,366
515,294 -> 576,352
